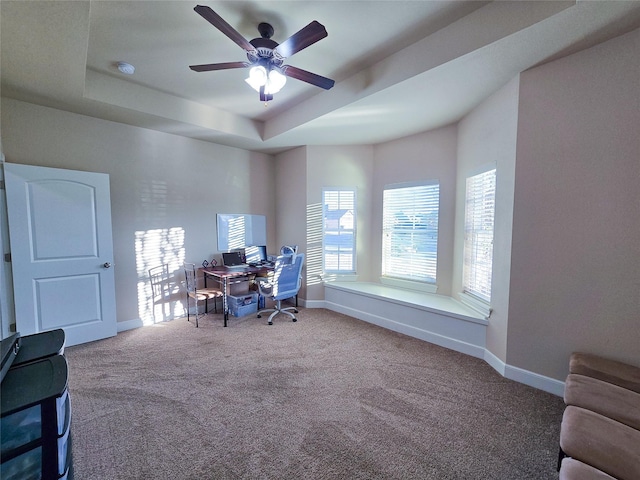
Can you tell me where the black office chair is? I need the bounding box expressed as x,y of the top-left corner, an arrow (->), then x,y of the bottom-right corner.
256,253 -> 305,325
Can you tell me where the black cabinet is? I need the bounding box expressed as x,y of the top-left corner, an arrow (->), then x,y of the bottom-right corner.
1,331 -> 71,480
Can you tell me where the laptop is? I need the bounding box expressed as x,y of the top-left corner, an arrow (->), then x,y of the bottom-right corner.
222,251 -> 247,270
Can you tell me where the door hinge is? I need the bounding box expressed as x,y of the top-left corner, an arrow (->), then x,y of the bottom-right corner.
4,253 -> 11,262
0,180 -> 4,190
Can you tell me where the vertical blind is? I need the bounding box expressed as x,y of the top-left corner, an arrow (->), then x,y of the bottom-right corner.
322,189 -> 356,272
463,169 -> 496,302
382,182 -> 439,283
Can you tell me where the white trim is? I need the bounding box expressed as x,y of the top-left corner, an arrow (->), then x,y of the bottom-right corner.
384,179 -> 439,189
303,299 -> 325,309
463,168 -> 496,303
324,298 -> 563,396
382,182 -> 440,282
380,276 -> 438,294
117,318 -> 143,332
322,188 -> 356,274
0,163 -> 14,339
324,300 -> 486,359
467,163 -> 497,179
323,282 -> 564,397
505,363 -> 565,397
459,292 -> 492,319
327,282 -> 486,324
484,349 -> 564,396
483,349 -> 506,376
321,273 -> 358,282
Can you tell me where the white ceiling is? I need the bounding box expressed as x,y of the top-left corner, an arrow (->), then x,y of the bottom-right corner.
2,1 -> 639,154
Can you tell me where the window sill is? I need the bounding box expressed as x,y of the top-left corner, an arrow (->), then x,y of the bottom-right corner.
380,276 -> 438,294
321,273 -> 358,282
325,281 -> 487,324
459,292 -> 492,319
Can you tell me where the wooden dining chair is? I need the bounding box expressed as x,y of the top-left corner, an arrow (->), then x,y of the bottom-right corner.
183,262 -> 223,327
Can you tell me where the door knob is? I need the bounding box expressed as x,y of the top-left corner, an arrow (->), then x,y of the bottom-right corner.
103,262 -> 112,268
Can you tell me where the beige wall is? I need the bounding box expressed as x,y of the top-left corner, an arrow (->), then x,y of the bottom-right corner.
373,125 -> 458,295
509,28 -> 640,378
306,145 -> 374,300
1,98 -> 276,325
455,76 -> 520,362
274,146 -> 308,298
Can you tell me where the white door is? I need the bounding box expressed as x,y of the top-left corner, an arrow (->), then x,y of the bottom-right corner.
4,163 -> 117,346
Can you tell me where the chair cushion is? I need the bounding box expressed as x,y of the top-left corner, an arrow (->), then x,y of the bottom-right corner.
570,352 -> 640,394
564,374 -> 640,430
560,406 -> 640,480
559,458 -> 616,480
189,288 -> 222,301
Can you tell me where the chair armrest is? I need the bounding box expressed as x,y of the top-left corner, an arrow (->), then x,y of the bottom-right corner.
256,278 -> 273,296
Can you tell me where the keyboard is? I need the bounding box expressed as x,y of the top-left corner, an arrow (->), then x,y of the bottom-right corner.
224,264 -> 248,270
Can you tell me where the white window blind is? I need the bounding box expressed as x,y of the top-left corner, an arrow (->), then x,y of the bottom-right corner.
382,182 -> 439,283
323,189 -> 356,272
463,169 -> 496,302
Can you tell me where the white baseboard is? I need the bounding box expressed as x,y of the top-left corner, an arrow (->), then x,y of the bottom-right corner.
325,300 -> 486,359
303,299 -> 325,309
484,349 -> 564,396
117,318 -> 143,332
484,349 -> 507,376
319,301 -> 565,397
505,363 -> 565,397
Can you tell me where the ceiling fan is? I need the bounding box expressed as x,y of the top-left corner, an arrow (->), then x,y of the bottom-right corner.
189,5 -> 335,102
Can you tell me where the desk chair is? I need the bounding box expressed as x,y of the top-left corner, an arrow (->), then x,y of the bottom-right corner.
256,253 -> 305,325
183,262 -> 223,327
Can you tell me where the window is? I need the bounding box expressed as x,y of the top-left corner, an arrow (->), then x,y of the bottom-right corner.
382,182 -> 439,283
463,169 -> 496,303
322,189 -> 356,272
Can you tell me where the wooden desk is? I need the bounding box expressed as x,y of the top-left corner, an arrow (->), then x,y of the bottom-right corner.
201,265 -> 272,327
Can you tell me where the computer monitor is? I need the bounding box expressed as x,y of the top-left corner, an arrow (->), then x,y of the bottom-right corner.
230,247 -> 245,263
244,245 -> 267,265
222,251 -> 244,267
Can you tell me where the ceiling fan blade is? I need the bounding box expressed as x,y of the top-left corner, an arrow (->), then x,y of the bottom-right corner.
274,21 -> 328,58
281,65 -> 335,90
194,5 -> 257,54
190,61 -> 249,72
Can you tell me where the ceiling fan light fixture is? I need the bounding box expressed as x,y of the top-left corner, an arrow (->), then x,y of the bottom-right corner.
248,65 -> 267,85
265,69 -> 287,94
246,66 -> 287,97
245,65 -> 269,92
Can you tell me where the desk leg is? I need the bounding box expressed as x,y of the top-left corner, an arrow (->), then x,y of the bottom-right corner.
203,273 -> 209,313
223,277 -> 229,327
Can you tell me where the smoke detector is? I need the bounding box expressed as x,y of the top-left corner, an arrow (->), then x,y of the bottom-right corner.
117,62 -> 135,75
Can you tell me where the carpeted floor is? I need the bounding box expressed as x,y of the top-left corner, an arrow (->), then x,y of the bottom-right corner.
66,308 -> 564,479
